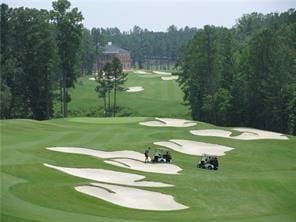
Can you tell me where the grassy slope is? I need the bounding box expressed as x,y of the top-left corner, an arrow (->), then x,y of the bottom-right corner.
2,71 -> 296,221
66,72 -> 190,118
1,118 -> 296,222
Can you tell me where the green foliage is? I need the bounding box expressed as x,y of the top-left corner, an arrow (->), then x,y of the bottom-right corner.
0,4 -> 58,120
95,58 -> 127,117
179,9 -> 296,135
50,0 -> 84,117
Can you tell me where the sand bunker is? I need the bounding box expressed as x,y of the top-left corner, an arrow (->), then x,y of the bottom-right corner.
89,77 -> 95,80
134,70 -> 150,74
154,139 -> 234,156
76,183 -> 188,211
190,128 -> 288,140
161,76 -> 179,81
104,158 -> 182,175
153,71 -> 172,75
190,129 -> 232,138
47,147 -> 145,161
139,118 -> 196,127
126,86 -> 144,92
233,128 -> 288,140
44,163 -> 172,187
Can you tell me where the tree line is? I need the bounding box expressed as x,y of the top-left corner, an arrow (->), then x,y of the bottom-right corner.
79,25 -> 198,74
1,0 -> 83,119
178,9 -> 296,135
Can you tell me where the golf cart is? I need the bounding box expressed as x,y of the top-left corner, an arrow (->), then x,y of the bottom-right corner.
197,154 -> 219,170
151,148 -> 172,163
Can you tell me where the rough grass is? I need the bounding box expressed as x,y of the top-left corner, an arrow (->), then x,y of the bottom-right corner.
1,117 -> 296,222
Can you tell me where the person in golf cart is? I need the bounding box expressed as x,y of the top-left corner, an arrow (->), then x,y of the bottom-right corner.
197,154 -> 219,170
151,148 -> 172,163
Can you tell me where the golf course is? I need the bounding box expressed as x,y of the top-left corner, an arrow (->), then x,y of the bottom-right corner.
1,70 -> 296,222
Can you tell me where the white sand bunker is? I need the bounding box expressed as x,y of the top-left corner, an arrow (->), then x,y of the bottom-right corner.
233,128 -> 288,140
47,147 -> 145,161
89,77 -> 95,80
154,139 -> 234,156
139,118 -> 196,127
44,163 -> 172,187
126,86 -> 144,92
105,158 -> 182,175
190,129 -> 232,138
153,71 -> 172,75
190,128 -> 288,140
161,76 -> 179,81
47,147 -> 181,175
76,183 -> 188,211
134,70 -> 150,74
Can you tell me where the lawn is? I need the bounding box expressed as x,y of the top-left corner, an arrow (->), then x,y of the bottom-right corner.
1,117 -> 296,222
2,71 -> 296,222
63,71 -> 190,118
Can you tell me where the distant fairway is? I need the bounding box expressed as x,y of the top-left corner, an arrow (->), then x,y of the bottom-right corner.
65,72 -> 189,118
1,117 -> 296,222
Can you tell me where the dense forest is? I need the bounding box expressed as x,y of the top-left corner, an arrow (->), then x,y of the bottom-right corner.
178,9 -> 296,135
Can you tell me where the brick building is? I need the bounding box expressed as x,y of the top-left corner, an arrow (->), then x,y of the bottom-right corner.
97,42 -> 132,70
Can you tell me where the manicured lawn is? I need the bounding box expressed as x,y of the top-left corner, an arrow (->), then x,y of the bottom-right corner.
1,117 -> 296,222
64,72 -> 190,118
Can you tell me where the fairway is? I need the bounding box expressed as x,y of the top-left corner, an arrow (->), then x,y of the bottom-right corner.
1,117 -> 296,221
66,72 -> 189,118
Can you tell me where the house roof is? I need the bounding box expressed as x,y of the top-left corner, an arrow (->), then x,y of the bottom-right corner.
102,44 -> 129,54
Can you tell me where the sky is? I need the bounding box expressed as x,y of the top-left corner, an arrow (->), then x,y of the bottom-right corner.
2,0 -> 295,31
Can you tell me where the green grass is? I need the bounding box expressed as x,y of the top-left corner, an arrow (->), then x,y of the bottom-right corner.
2,71 -> 296,221
1,117 -> 296,222
63,72 -> 190,118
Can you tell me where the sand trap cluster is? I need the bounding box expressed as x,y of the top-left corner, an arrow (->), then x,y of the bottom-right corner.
105,158 -> 182,175
140,118 -> 196,127
190,128 -> 288,140
126,86 -> 144,92
153,71 -> 172,75
45,146 -> 187,211
76,183 -> 188,211
44,163 -> 171,187
154,139 -> 234,156
161,76 -> 179,81
47,147 -> 145,161
47,147 -> 182,174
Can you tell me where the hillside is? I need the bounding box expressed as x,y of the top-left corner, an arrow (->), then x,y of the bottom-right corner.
1,117 -> 296,222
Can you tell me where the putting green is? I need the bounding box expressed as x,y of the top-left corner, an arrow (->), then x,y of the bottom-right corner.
1,117 -> 296,221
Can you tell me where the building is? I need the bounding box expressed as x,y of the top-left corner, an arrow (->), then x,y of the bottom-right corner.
97,42 -> 132,70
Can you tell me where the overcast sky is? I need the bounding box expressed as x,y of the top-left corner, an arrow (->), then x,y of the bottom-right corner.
2,0 -> 295,31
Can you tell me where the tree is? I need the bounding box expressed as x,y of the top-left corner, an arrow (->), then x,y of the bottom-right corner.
80,28 -> 95,75
178,9 -> 296,135
112,57 -> 127,117
0,5 -> 58,120
50,0 -> 83,117
95,58 -> 127,117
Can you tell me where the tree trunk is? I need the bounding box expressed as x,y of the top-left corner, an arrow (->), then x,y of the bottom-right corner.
108,90 -> 111,116
103,95 -> 107,117
113,81 -> 117,117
